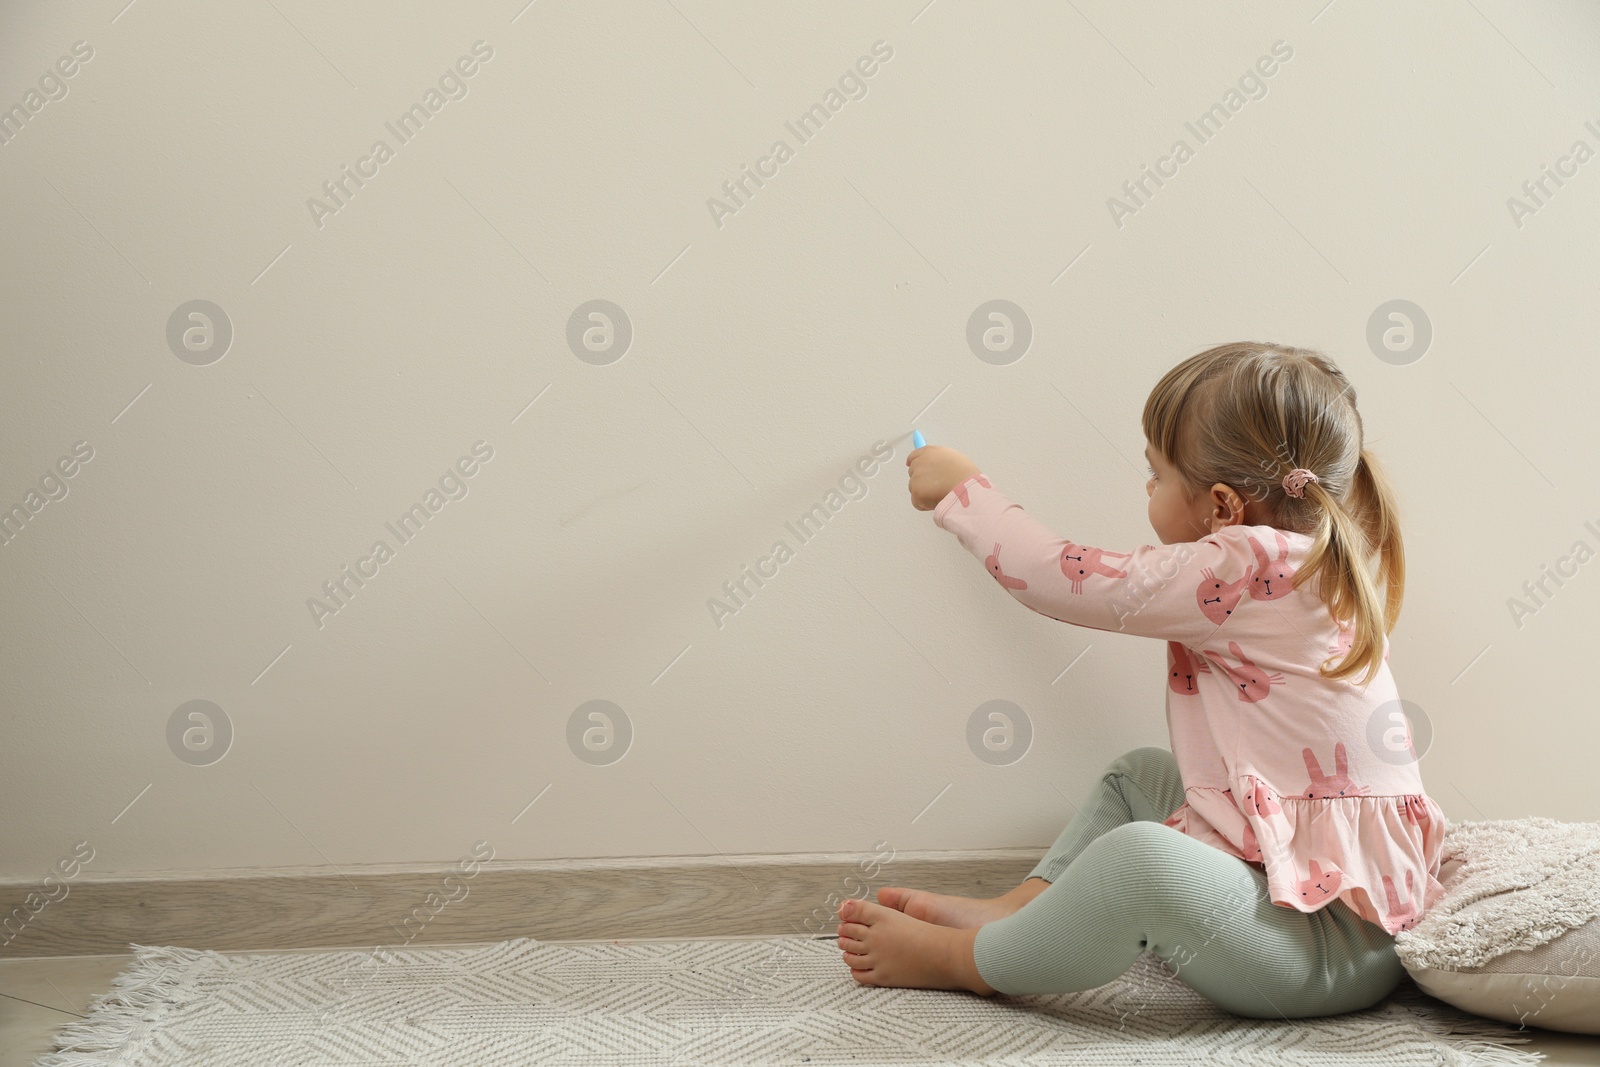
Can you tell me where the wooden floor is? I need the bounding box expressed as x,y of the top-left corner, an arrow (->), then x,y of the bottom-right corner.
4,939 -> 1598,1065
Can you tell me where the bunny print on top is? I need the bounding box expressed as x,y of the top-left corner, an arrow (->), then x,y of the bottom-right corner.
934,473 -> 1448,936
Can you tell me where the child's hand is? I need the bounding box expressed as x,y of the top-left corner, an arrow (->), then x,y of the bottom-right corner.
907,445 -> 982,511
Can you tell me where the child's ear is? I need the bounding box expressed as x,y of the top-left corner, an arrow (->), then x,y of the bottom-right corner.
1206,483 -> 1246,527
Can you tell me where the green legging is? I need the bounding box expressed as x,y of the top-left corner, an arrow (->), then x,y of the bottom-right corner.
971,746 -> 1405,1018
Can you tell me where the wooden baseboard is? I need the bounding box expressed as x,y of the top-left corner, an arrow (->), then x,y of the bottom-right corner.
0,848 -> 1042,958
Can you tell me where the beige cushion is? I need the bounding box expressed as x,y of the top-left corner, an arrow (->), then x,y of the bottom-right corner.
1406,916 -> 1600,1033
1397,828 -> 1600,1035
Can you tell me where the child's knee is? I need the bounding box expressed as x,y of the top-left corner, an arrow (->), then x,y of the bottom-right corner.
1079,820 -> 1190,891
1106,745 -> 1174,779
1078,821 -> 1254,923
1099,818 -> 1172,847
1103,747 -> 1179,804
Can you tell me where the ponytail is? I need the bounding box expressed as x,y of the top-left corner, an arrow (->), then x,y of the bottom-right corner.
1297,448 -> 1406,686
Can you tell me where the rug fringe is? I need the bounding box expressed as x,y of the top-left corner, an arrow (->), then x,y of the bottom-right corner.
33,943 -> 219,1066
1387,981 -> 1547,1066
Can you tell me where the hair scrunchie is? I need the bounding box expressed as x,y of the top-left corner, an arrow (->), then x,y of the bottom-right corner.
1282,468 -> 1319,498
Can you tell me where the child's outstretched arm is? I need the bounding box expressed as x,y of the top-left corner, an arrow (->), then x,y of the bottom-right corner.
911,450 -> 1236,645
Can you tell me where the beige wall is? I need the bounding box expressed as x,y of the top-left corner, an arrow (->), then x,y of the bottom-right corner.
3,0 -> 1598,883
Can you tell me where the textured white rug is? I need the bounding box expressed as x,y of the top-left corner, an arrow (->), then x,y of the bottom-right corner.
37,936 -> 1543,1066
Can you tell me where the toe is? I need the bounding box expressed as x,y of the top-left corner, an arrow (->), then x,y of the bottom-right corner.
876,886 -> 910,910
849,898 -> 893,925
847,960 -> 877,983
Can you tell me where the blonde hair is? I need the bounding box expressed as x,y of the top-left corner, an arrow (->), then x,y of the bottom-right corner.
1141,342 -> 1404,686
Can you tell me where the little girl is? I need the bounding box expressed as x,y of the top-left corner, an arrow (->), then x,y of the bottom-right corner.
836,341 -> 1447,1019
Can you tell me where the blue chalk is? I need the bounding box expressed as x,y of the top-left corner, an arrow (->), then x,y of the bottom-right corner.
911,429 -> 925,449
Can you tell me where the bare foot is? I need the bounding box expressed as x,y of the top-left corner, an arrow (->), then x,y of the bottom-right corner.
837,897 -> 996,995
876,882 -> 1041,929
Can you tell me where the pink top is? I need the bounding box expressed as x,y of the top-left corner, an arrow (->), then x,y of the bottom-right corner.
934,472 -> 1447,936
